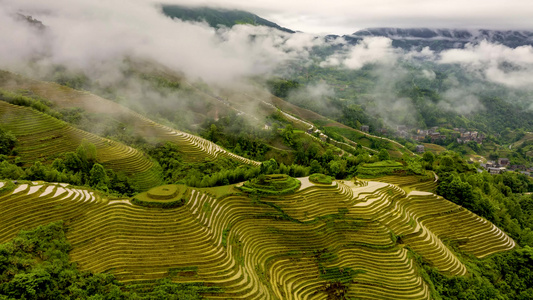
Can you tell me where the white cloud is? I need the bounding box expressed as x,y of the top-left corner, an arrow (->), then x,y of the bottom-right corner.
439,89 -> 484,115
0,0 -> 323,85
439,41 -> 533,88
321,37 -> 398,69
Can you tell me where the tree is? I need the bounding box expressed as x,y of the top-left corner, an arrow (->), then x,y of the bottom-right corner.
206,124 -> 218,143
378,149 -> 390,161
76,140 -> 97,171
437,175 -> 476,209
328,160 -> 346,178
63,152 -> 83,172
310,160 -> 322,174
26,161 -> 47,180
0,127 -> 16,155
89,163 -> 109,190
422,151 -> 435,164
281,124 -> 294,146
261,158 -> 278,174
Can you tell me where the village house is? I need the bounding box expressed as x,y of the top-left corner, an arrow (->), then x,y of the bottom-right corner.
413,135 -> 426,141
498,158 -> 510,166
361,125 -> 369,132
485,161 -> 496,168
509,165 -> 527,171
488,167 -> 506,175
417,129 -> 429,136
396,125 -> 407,132
429,132 -> 445,142
415,145 -> 425,153
398,130 -> 409,138
456,130 -> 485,144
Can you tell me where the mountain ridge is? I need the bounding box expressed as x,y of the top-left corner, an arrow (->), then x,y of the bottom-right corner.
342,27 -> 533,50
161,4 -> 295,33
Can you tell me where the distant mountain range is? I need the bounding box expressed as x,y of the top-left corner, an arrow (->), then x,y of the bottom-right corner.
341,28 -> 533,50
161,5 -> 533,51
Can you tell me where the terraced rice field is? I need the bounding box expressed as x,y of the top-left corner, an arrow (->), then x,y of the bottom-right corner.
0,177 -> 514,299
372,175 -> 438,193
0,78 -> 259,166
129,111 -> 259,165
0,101 -> 162,190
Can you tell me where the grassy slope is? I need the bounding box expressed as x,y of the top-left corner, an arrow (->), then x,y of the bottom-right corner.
0,101 -> 162,190
0,176 -> 514,299
263,92 -> 414,157
0,71 -> 259,166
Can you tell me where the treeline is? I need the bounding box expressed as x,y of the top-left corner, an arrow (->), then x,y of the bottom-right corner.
0,140 -> 137,196
148,142 -> 309,188
200,113 -> 271,161
0,221 -> 213,299
0,89 -> 86,126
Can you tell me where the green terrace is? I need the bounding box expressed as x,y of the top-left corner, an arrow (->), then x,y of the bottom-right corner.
356,160 -> 405,178
0,101 -> 162,190
132,184 -> 189,208
0,175 -> 515,299
0,76 -> 260,167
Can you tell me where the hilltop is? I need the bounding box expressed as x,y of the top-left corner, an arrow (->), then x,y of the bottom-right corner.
161,4 -> 294,33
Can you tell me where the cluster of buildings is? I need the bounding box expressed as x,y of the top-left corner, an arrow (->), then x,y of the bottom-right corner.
360,125 -> 486,145
358,125 -> 532,177
454,128 -> 486,144
479,158 -> 533,176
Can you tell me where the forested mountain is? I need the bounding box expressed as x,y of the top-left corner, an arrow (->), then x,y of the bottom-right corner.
161,4 -> 294,33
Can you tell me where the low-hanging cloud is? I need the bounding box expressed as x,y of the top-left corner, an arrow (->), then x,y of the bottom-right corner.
320,37 -> 399,69
439,41 -> 533,89
0,0 -> 324,86
439,88 -> 484,115
286,81 -> 337,117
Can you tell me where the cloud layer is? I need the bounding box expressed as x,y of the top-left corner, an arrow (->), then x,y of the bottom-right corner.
162,0 -> 533,35
3,0 -> 533,129
440,41 -> 533,88
0,0 -> 322,85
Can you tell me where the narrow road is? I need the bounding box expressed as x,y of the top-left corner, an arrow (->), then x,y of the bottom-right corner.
254,95 -> 415,156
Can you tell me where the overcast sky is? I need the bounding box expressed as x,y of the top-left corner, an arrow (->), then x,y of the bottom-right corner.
165,0 -> 533,35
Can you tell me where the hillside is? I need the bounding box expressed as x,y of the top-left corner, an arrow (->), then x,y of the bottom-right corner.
0,175 -> 514,299
0,72 -> 259,166
0,101 -> 162,190
161,4 -> 294,33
